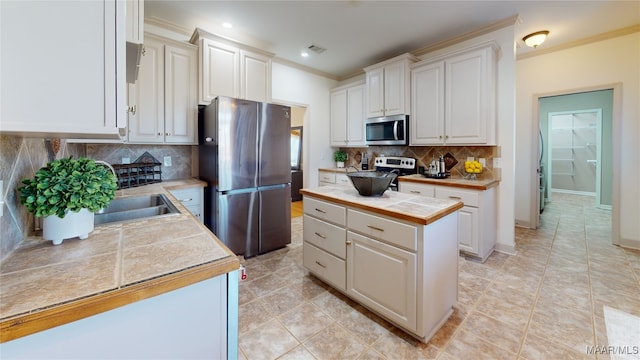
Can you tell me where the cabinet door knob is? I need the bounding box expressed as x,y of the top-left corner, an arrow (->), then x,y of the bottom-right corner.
157,132 -> 162,136
346,240 -> 352,245
205,137 -> 214,143
166,132 -> 171,136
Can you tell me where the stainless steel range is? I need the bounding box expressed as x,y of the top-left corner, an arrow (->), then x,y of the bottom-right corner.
373,156 -> 417,191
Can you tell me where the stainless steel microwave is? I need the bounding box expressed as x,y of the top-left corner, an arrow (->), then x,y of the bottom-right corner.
365,114 -> 408,145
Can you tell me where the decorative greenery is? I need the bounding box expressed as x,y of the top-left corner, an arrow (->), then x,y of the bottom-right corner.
334,150 -> 347,162
19,157 -> 118,218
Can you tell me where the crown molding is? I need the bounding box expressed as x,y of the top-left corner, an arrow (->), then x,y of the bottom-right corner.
272,57 -> 339,81
412,15 -> 520,58
144,16 -> 193,37
517,24 -> 640,60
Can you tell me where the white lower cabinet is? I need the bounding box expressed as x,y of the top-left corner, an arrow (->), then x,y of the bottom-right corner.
169,186 -> 204,223
398,182 -> 496,262
346,230 -> 417,332
0,273 -> 237,359
302,194 -> 458,342
318,170 -> 350,187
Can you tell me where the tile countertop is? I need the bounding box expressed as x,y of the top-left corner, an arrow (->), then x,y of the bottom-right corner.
0,178 -> 240,343
300,185 -> 463,225
398,174 -> 500,190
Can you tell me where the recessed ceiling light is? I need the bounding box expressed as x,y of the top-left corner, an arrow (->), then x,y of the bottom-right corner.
223,22 -> 233,29
301,52 -> 309,57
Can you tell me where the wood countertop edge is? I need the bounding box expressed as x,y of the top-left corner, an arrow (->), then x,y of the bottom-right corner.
398,176 -> 500,190
300,190 -> 463,225
0,256 -> 240,343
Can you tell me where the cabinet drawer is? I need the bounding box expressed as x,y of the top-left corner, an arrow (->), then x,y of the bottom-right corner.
303,243 -> 346,291
169,187 -> 202,206
303,215 -> 346,259
347,209 -> 417,252
318,172 -> 336,184
435,187 -> 479,207
335,173 -> 351,186
303,197 -> 346,226
399,182 -> 435,197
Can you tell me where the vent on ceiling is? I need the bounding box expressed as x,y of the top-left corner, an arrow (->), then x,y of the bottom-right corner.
307,44 -> 326,54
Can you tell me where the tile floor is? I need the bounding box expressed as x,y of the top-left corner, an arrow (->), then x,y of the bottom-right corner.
237,193 -> 640,359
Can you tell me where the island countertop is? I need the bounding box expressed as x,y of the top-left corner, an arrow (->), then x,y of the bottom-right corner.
0,179 -> 239,343
300,185 -> 463,225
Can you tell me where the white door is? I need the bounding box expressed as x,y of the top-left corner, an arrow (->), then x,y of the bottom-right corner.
411,61 -> 445,145
330,89 -> 347,146
366,67 -> 385,118
164,44 -> 197,144
129,38 -> 164,143
346,231 -> 417,332
346,84 -> 366,146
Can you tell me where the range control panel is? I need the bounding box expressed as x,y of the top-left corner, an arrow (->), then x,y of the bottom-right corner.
373,156 -> 416,171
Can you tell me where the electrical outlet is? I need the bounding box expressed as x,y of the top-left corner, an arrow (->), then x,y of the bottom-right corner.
164,156 -> 172,167
493,158 -> 502,168
479,158 -> 486,167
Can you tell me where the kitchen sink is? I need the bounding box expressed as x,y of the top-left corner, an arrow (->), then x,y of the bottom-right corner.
94,194 -> 181,225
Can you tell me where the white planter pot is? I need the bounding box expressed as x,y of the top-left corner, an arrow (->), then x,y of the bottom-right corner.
336,161 -> 345,168
43,208 -> 95,245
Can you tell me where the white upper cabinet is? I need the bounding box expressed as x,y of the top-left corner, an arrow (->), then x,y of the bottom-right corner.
199,39 -> 240,102
125,0 -> 144,44
191,28 -> 273,105
240,50 -> 272,103
128,34 -> 197,144
410,42 -> 498,146
364,53 -> 417,118
0,0 -> 126,139
330,82 -> 366,147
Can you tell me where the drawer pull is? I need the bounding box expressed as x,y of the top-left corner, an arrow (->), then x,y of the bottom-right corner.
367,225 -> 385,232
315,260 -> 326,268
314,208 -> 327,214
314,232 -> 326,239
410,190 -> 421,194
181,198 -> 193,202
448,196 -> 462,200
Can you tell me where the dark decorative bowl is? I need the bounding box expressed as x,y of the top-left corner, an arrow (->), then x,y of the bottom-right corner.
346,171 -> 397,197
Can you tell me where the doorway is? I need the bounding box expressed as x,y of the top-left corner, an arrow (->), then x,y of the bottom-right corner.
547,109 -> 606,207
536,88 -> 616,231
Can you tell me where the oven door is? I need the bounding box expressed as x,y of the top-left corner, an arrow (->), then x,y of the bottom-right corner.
365,115 -> 408,145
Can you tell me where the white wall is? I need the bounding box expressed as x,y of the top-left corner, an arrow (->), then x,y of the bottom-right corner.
271,62 -> 338,188
516,32 -> 640,248
417,25 -> 518,255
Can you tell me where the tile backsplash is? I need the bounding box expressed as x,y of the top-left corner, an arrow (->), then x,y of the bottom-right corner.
0,137 -> 194,261
86,144 -> 193,181
0,136 -> 85,261
341,145 -> 500,180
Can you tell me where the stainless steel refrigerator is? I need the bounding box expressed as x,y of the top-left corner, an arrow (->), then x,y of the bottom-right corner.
199,96 -> 292,258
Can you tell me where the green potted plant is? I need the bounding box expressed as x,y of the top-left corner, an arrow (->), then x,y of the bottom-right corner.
19,157 -> 118,245
334,150 -> 347,168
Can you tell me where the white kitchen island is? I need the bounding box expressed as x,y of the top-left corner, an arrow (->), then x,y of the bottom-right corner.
300,185 -> 463,343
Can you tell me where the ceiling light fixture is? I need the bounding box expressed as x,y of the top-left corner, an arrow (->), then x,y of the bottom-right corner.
301,52 -> 309,57
222,22 -> 233,29
522,30 -> 549,48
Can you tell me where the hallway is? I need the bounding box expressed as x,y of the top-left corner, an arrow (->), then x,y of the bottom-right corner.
237,193 -> 639,359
